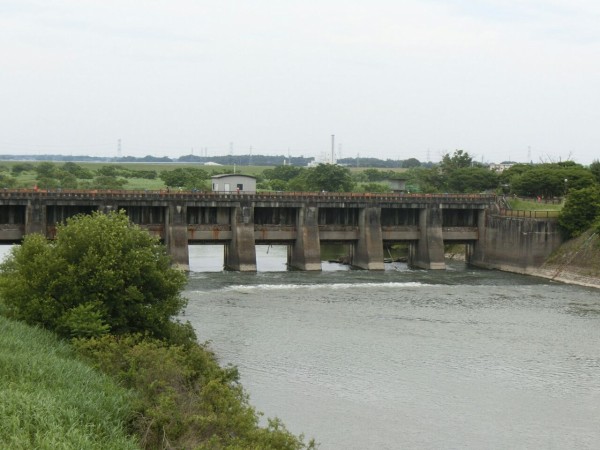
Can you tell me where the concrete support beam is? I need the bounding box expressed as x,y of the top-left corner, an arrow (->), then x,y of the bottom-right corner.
166,204 -> 190,271
411,206 -> 445,269
288,206 -> 321,271
225,205 -> 257,271
352,207 -> 384,270
25,199 -> 46,236
467,209 -> 487,265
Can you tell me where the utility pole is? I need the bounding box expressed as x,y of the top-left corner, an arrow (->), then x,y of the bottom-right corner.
117,139 -> 122,159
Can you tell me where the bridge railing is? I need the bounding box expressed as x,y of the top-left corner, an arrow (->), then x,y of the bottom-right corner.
0,188 -> 497,203
497,209 -> 560,219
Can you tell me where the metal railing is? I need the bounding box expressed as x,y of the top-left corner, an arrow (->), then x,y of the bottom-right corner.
0,188 -> 497,203
497,209 -> 560,219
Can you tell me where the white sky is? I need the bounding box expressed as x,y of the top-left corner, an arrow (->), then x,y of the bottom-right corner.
1,0 -> 599,164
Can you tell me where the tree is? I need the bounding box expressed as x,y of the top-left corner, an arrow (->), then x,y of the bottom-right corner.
262,165 -> 305,182
508,164 -> 594,198
358,182 -> 391,193
440,150 -> 473,173
160,168 -> 209,189
361,168 -> 397,182
402,158 -> 421,168
406,167 -> 444,193
0,173 -> 17,188
11,162 -> 34,175
89,175 -> 128,189
590,160 -> 600,184
558,186 -> 600,238
0,211 -> 188,339
287,171 -> 310,191
446,167 -> 498,193
304,164 -> 354,192
61,162 -> 94,179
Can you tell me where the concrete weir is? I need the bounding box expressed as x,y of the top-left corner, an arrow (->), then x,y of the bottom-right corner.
0,189 -> 548,272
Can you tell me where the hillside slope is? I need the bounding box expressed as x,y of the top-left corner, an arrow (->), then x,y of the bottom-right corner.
531,229 -> 600,288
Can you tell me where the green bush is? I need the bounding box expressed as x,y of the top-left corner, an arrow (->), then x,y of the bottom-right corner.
0,211 -> 188,340
558,186 -> 600,238
73,334 -> 315,450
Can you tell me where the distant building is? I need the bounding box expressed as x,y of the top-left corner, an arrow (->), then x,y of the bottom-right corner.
489,161 -> 517,172
211,174 -> 256,193
386,178 -> 408,193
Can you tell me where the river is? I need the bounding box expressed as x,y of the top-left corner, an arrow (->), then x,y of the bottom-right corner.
184,245 -> 600,449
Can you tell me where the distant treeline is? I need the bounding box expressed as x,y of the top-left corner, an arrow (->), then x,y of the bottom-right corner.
0,153 -> 424,168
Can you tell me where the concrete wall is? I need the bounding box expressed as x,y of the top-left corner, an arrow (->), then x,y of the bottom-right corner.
469,214 -> 563,274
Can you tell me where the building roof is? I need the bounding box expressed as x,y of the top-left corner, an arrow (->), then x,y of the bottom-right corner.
210,174 -> 256,179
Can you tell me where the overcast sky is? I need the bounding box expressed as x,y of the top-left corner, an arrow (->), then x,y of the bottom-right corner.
1,0 -> 599,164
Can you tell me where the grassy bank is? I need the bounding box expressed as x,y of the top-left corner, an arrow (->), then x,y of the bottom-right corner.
507,198 -> 563,211
0,316 -> 138,449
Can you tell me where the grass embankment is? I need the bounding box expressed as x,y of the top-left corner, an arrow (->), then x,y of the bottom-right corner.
507,198 -> 563,211
0,316 -> 138,449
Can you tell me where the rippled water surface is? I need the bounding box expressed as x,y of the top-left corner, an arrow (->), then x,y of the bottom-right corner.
183,246 -> 600,449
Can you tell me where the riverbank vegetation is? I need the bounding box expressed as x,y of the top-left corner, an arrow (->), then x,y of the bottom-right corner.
0,212 -> 315,449
0,316 -> 138,449
506,198 -> 564,210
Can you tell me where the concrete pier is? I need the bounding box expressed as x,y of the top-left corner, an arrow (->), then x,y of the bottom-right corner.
166,203 -> 190,271
225,205 -> 257,271
411,205 -> 445,269
287,206 -> 321,271
352,206 -> 384,270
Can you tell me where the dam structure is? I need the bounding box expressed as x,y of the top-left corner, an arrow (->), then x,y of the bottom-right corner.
0,189 -> 502,271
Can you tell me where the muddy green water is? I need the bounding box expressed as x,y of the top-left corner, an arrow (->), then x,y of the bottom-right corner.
184,245 -> 600,449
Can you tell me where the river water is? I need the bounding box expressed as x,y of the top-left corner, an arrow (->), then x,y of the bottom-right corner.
184,245 -> 600,449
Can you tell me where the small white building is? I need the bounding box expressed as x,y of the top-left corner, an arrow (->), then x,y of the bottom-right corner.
211,174 -> 257,193
386,178 -> 408,193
